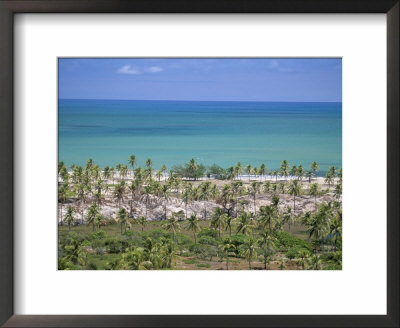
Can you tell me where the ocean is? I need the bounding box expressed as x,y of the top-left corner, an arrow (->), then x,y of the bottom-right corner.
58,99 -> 342,175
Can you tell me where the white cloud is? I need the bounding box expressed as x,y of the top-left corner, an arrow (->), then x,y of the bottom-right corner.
146,66 -> 163,73
117,65 -> 163,75
117,65 -> 141,75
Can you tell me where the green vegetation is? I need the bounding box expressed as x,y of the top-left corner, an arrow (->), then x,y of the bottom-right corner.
58,157 -> 342,270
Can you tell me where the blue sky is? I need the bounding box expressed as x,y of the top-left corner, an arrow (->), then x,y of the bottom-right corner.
58,58 -> 342,102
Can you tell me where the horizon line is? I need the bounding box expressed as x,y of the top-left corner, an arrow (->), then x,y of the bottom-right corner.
59,98 -> 342,103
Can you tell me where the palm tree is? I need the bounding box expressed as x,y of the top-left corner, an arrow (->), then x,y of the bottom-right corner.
145,158 -> 153,179
282,206 -> 293,231
271,195 -> 280,209
263,181 -> 271,195
287,179 -> 302,213
330,217 -> 342,251
280,160 -> 289,181
142,184 -> 153,218
325,172 -> 334,187
198,181 -> 211,219
235,162 -> 243,180
211,208 -> 225,238
309,183 -> 320,209
75,183 -> 86,224
117,208 -> 128,234
86,202 -> 100,231
128,154 -> 136,177
290,164 -> 298,178
258,205 -> 275,231
257,230 -> 276,269
137,216 -> 147,231
245,164 -> 252,182
186,214 -> 200,244
58,184 -> 68,226
259,163 -> 267,181
310,162 -> 319,175
236,212 -> 253,235
94,179 -> 105,208
278,182 -> 285,194
248,182 -> 261,214
305,170 -> 313,183
307,205 -> 331,252
64,206 -> 76,231
120,165 -> 129,180
113,181 -> 126,207
224,215 -> 235,236
156,170 -> 163,182
231,181 -> 244,217
160,184 -> 171,219
160,164 -> 167,181
221,239 -> 235,270
163,213 -> 180,242
307,255 -> 322,270
334,183 -> 342,200
297,249 -> 310,270
272,170 -> 279,183
240,237 -> 257,270
297,165 -> 304,180
181,182 -> 193,219
109,167 -> 116,184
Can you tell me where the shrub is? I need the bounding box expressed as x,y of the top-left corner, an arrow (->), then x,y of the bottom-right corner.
87,230 -> 106,240
104,237 -> 128,254
228,234 -> 247,254
273,231 -> 312,252
183,258 -> 198,264
285,247 -> 310,259
177,234 -> 194,247
198,235 -> 218,246
143,228 -> 170,241
322,263 -> 342,270
198,228 -> 218,238
196,263 -> 211,268
87,261 -> 98,270
194,244 -> 218,261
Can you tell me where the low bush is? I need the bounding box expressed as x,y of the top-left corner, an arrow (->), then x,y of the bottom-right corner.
87,230 -> 106,240
285,247 -> 311,259
198,228 -> 218,238
198,235 -> 218,246
274,231 -> 313,252
196,263 -> 211,268
183,258 -> 198,264
104,237 -> 128,254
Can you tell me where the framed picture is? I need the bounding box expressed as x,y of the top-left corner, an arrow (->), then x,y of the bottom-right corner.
0,0 -> 398,327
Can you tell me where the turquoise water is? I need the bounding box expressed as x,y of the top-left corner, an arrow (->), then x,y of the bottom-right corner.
58,99 -> 342,175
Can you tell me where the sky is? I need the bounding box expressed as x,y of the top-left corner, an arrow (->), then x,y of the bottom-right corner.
58,58 -> 342,102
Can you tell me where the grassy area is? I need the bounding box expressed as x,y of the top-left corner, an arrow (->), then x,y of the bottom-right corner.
58,220 -> 341,270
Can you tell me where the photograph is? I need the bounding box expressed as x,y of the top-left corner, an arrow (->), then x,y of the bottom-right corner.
58,58 -> 342,270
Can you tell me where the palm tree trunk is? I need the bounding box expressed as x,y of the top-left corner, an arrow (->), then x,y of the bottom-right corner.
248,260 -> 251,270
68,223 -> 71,231
193,232 -> 197,244
60,203 -> 63,226
293,195 -> 296,213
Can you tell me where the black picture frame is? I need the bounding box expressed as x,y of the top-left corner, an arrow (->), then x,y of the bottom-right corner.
0,1 -> 398,327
